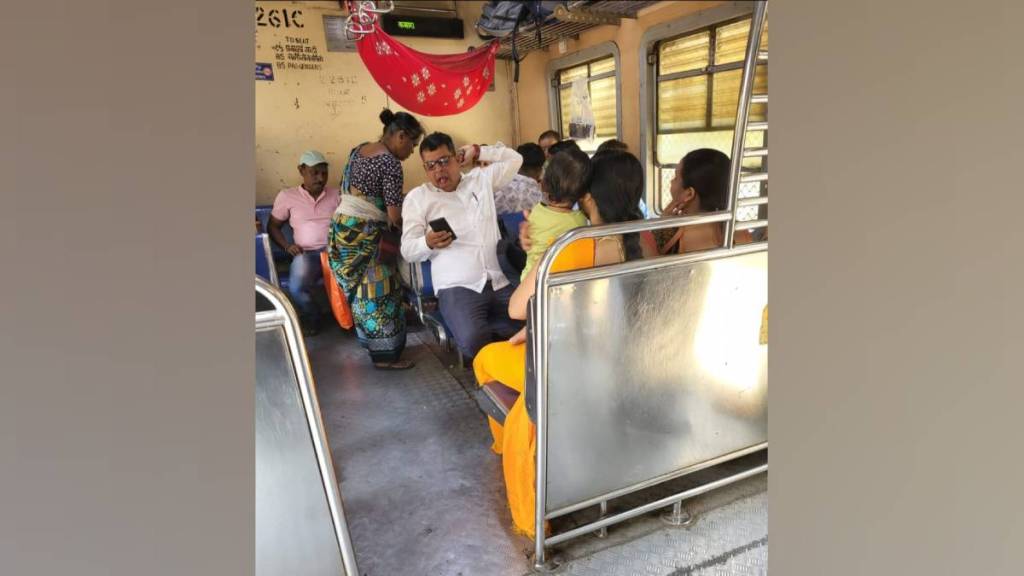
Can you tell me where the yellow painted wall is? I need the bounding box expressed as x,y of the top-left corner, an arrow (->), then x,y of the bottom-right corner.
255,1 -> 515,204
515,1 -> 728,151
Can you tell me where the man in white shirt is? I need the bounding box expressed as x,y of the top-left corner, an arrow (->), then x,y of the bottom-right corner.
401,132 -> 524,360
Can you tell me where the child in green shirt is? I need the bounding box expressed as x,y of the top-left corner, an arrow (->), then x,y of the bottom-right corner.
522,148 -> 592,280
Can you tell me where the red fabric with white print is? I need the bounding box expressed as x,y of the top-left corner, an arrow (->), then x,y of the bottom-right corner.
356,23 -> 498,117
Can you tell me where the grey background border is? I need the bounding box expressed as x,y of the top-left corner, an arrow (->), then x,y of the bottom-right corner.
3,1 -> 1024,575
772,0 -> 1024,573
2,1 -> 254,574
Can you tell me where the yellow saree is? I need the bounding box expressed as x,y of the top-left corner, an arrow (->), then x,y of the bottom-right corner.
472,238 -> 596,538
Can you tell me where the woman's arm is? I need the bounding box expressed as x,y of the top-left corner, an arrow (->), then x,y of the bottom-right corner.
382,156 -> 405,228
507,326 -> 527,344
386,205 -> 402,229
508,262 -> 539,320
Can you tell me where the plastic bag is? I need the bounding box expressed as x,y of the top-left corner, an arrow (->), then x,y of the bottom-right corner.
320,251 -> 353,330
568,77 -> 596,141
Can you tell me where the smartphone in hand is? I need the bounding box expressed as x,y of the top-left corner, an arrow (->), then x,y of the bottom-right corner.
428,217 -> 457,241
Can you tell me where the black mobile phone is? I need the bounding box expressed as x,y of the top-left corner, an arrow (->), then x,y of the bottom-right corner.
428,217 -> 457,241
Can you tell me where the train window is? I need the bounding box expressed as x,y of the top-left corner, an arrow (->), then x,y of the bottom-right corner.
654,17 -> 768,216
552,54 -> 619,153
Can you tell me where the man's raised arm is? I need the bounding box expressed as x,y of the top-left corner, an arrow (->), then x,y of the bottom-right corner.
478,142 -> 523,190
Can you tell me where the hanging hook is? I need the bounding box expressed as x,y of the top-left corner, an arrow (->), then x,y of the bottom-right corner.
360,0 -> 394,14
344,0 -> 389,40
344,9 -> 375,40
344,17 -> 373,37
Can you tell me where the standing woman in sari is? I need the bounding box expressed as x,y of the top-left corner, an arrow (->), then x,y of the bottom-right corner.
328,109 -> 423,370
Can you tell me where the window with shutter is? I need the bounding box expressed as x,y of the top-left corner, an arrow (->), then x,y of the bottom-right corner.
654,17 -> 768,218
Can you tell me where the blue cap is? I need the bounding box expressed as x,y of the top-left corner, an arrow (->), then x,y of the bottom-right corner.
299,150 -> 328,166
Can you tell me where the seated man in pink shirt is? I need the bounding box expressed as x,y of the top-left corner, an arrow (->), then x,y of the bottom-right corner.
268,150 -> 340,334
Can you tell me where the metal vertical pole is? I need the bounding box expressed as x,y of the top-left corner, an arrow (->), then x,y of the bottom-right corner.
662,500 -> 693,526
533,236 -> 557,570
533,290 -> 550,569
724,1 -> 767,248
598,501 -> 609,538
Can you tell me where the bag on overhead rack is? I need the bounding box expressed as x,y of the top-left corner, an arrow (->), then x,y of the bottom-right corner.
475,1 -> 563,82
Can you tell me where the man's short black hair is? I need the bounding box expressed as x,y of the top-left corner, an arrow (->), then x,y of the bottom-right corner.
596,139 -> 628,154
516,143 -> 545,172
547,139 -> 582,157
420,132 -> 455,156
538,129 -> 560,142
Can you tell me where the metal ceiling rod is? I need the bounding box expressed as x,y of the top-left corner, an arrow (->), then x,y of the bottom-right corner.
554,5 -> 621,26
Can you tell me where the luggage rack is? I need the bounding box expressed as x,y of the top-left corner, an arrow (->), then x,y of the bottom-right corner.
495,1 -> 659,60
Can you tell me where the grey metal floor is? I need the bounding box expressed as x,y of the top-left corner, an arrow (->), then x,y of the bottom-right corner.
306,321 -> 767,576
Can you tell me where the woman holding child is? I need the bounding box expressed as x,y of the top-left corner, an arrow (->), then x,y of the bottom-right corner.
472,149 -> 647,537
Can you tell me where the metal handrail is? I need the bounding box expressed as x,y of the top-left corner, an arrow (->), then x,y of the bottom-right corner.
723,1 -> 768,248
548,241 -> 766,288
406,261 -> 426,324
548,211 -> 733,242
403,260 -> 453,352
530,209 -> 764,568
546,443 -> 767,520
530,5 -> 770,566
257,233 -> 279,288
546,463 -> 768,545
528,5 -> 770,553
255,277 -> 360,576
